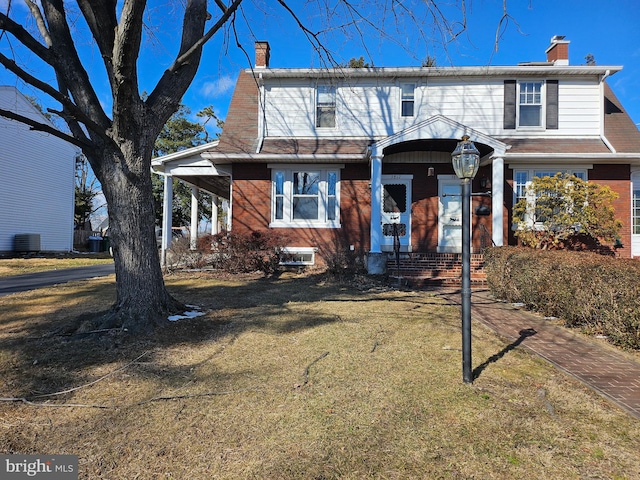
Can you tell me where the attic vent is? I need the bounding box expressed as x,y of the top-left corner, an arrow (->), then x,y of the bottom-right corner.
14,234 -> 41,253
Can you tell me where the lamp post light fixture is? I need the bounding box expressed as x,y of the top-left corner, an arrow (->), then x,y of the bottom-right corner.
451,135 -> 480,384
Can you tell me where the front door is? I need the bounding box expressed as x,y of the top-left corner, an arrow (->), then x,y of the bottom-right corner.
381,175 -> 412,252
438,177 -> 462,253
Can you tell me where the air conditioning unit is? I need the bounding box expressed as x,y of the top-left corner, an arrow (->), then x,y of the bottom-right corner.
14,234 -> 41,253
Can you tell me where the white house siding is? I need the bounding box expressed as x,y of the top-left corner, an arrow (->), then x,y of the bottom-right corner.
557,81 -> 601,135
263,75 -> 603,139
0,87 -> 78,252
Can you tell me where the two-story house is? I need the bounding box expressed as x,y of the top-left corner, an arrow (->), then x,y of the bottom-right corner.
153,36 -> 640,274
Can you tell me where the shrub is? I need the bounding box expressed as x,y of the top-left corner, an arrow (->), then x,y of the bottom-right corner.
484,247 -> 640,349
513,173 -> 622,250
323,247 -> 367,277
197,230 -> 289,275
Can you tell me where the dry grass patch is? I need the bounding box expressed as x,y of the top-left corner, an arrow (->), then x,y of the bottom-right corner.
0,272 -> 639,479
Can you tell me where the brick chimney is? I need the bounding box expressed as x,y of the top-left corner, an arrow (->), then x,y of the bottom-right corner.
255,41 -> 270,68
546,35 -> 570,65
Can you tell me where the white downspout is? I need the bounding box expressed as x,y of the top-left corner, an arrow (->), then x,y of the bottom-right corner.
600,69 -> 616,153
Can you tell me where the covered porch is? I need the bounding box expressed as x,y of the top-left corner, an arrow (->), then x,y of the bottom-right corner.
366,115 -> 509,274
151,141 -> 231,265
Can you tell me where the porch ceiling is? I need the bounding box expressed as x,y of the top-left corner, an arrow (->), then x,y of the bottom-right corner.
174,174 -> 230,200
382,138 -> 494,159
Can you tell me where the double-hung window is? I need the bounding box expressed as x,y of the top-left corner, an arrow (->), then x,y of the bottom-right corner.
519,81 -> 543,127
271,165 -> 341,228
401,84 -> 415,117
504,80 -> 558,130
514,168 -> 587,226
316,85 -> 336,128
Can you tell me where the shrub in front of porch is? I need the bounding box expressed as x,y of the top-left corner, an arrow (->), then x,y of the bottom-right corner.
512,173 -> 622,252
197,230 -> 290,275
484,247 -> 640,350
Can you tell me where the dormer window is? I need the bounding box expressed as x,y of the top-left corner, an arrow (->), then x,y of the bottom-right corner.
316,85 -> 336,128
401,84 -> 415,117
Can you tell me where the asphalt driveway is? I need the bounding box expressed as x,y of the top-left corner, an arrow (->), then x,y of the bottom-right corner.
0,264 -> 115,297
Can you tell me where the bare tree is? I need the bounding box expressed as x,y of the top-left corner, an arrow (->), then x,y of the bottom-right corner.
0,0 -> 489,333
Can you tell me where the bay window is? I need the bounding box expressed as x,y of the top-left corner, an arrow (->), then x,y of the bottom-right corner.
270,165 -> 341,227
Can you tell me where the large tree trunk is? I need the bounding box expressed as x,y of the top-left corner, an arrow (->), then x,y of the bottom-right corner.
94,141 -> 183,334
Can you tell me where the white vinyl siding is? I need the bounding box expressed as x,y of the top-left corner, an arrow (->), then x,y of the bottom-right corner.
262,76 -> 602,138
0,87 -> 77,252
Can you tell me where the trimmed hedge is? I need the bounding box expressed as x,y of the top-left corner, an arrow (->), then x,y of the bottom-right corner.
483,247 -> 640,350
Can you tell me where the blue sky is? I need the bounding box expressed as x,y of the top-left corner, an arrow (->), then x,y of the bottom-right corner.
179,0 -> 640,133
1,0 -> 639,133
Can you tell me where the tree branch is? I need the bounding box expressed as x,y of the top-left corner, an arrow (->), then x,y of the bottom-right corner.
31,351 -> 150,399
75,0 -> 118,84
0,10 -> 53,63
0,52 -> 111,137
40,1 -> 109,129
0,107 -> 92,150
166,0 -> 244,74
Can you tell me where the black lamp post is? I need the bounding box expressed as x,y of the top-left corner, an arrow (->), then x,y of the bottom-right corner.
451,135 -> 480,384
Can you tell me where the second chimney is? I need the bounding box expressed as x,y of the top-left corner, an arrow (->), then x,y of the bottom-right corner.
546,35 -> 570,66
255,41 -> 270,68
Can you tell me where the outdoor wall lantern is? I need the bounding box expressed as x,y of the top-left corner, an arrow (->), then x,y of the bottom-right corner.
451,135 -> 480,384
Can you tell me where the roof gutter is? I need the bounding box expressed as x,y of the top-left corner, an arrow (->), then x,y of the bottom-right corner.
201,153 -> 366,162
600,69 -> 616,153
252,65 -> 623,79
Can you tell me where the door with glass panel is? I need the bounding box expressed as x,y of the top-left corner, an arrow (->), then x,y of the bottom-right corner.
438,178 -> 462,253
381,175 -> 412,251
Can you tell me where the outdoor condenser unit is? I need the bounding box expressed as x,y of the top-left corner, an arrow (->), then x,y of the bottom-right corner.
14,234 -> 41,253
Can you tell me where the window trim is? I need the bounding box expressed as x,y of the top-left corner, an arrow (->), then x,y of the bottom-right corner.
517,81 -> 545,129
279,247 -> 317,266
315,84 -> 337,129
400,83 -> 415,117
633,187 -> 640,235
513,167 -> 589,228
269,164 -> 343,229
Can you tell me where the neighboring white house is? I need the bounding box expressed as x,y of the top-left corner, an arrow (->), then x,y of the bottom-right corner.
0,86 -> 78,253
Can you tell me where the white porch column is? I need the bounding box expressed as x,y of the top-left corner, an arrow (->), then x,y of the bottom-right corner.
160,174 -> 173,267
211,196 -> 219,235
369,155 -> 383,253
491,156 -> 504,246
367,154 -> 387,274
190,186 -> 199,250
222,199 -> 230,231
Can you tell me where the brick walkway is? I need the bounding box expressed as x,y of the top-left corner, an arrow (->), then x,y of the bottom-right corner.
434,288 -> 640,420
